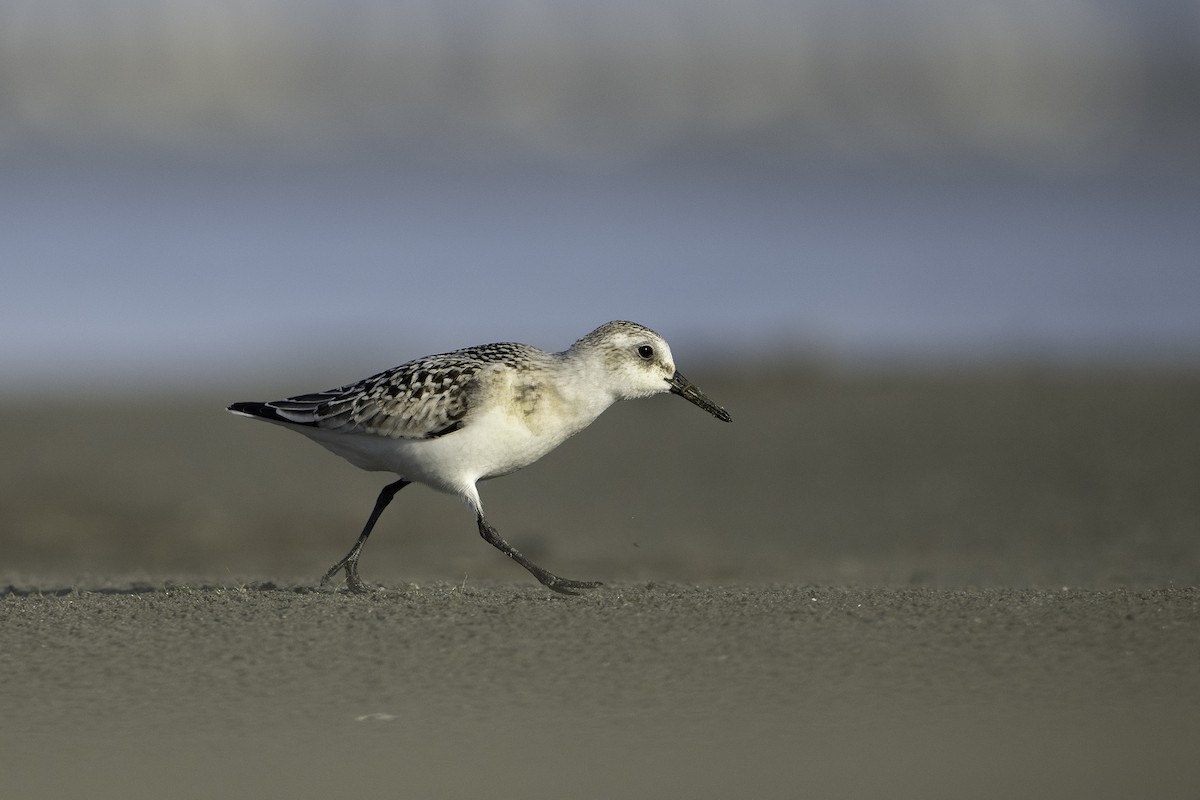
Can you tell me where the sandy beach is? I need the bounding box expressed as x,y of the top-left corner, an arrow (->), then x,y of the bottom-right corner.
3,367 -> 1199,798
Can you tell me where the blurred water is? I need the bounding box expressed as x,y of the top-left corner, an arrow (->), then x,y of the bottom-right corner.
3,160 -> 1198,394
1,0 -> 1199,393
4,0 -> 1198,168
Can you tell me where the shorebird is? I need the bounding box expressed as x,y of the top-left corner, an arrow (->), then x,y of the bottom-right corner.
228,320 -> 731,593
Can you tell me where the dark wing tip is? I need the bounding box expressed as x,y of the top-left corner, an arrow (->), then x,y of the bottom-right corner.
227,401 -> 270,417
227,401 -> 319,427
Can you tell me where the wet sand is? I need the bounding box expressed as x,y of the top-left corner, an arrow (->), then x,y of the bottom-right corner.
2,367 -> 1199,797
3,582 -> 1198,798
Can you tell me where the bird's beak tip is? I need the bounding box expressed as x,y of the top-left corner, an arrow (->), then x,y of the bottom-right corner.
668,371 -> 732,423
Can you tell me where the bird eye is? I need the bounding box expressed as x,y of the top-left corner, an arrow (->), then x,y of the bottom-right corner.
637,345 -> 654,359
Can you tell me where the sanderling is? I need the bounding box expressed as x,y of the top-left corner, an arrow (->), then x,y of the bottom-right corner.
228,320 -> 731,593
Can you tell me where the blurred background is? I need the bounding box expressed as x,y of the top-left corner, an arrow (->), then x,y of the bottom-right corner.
2,0 -> 1199,391
2,0 -> 1198,585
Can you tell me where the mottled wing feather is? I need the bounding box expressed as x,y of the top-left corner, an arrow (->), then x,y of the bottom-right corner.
261,342 -> 539,440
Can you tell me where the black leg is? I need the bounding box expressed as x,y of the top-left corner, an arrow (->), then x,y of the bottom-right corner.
476,513 -> 602,595
320,478 -> 410,593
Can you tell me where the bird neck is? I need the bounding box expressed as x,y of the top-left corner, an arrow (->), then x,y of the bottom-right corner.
555,348 -> 625,413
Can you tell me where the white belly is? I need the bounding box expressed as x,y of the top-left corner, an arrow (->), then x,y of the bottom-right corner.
296,402 -> 597,495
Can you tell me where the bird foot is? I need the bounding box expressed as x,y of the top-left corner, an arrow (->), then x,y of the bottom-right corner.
319,559 -> 375,594
538,575 -> 603,595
